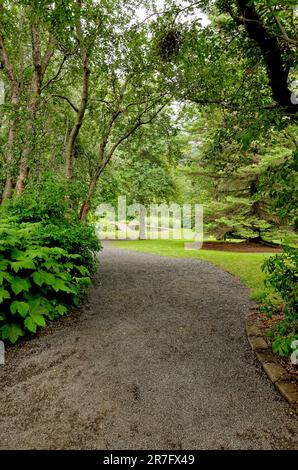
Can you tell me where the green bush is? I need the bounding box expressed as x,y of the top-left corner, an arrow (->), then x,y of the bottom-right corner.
3,176 -> 70,223
0,219 -> 96,344
262,246 -> 298,357
1,177 -> 101,273
39,222 -> 100,273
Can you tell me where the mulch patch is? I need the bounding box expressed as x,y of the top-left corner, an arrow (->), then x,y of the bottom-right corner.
202,242 -> 282,253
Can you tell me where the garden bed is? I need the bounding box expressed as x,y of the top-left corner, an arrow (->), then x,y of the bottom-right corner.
201,242 -> 282,253
251,310 -> 298,384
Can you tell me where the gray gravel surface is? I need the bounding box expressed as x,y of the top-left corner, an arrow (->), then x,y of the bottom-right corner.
0,245 -> 297,449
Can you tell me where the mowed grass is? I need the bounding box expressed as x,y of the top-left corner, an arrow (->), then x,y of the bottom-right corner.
111,239 -> 275,301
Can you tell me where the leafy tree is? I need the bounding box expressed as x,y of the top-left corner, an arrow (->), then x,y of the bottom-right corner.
175,105 -> 297,243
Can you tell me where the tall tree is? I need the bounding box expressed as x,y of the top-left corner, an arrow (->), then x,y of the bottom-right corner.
0,4 -> 23,199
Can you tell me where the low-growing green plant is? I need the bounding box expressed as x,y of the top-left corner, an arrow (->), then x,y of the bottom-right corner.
0,219 -> 94,343
38,222 -> 100,273
1,178 -> 101,273
262,246 -> 298,357
267,320 -> 298,357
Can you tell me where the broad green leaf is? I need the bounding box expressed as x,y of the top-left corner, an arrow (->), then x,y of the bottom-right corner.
10,248 -> 26,260
75,276 -> 91,287
10,301 -> 29,317
0,287 -> 10,303
0,271 -> 12,284
52,278 -> 76,293
32,270 -> 56,287
0,260 -> 9,270
56,304 -> 67,316
43,260 -> 59,271
32,271 -> 44,287
24,316 -> 37,333
1,323 -> 24,344
30,312 -> 46,327
10,259 -> 35,273
76,265 -> 89,275
10,277 -> 31,295
24,247 -> 48,259
28,296 -> 50,317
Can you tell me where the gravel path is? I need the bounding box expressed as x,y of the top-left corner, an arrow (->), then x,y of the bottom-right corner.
0,245 -> 297,450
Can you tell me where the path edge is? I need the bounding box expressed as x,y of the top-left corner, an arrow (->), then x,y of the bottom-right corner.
246,312 -> 298,408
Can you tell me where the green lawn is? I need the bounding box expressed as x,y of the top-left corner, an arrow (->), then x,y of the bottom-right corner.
111,239 -> 275,301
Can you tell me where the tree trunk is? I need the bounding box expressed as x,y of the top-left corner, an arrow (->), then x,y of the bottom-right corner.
15,22 -> 53,195
236,0 -> 293,109
79,113 -> 121,222
79,175 -> 97,222
65,0 -> 90,181
15,96 -> 39,195
65,59 -> 90,180
2,177 -> 14,201
79,158 -> 107,222
15,159 -> 29,195
2,85 -> 20,201
0,30 -> 21,201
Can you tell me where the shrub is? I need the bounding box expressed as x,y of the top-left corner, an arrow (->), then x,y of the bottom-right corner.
262,246 -> 298,357
0,219 -> 95,343
1,177 -> 101,273
3,176 -> 70,223
38,221 -> 100,273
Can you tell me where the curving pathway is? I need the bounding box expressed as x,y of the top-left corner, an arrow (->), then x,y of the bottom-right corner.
0,245 -> 297,449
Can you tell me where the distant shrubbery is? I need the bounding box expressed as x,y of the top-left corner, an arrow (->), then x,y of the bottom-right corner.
262,247 -> 298,357
0,182 -> 100,343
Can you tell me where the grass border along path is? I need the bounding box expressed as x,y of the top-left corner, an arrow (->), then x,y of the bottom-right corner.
111,239 -> 274,301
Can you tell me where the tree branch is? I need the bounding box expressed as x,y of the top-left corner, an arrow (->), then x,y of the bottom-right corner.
105,101 -> 168,164
0,34 -> 16,83
51,94 -> 79,112
41,34 -> 56,76
235,0 -> 294,109
41,55 -> 68,90
31,23 -> 42,71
